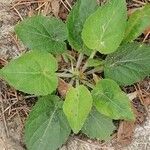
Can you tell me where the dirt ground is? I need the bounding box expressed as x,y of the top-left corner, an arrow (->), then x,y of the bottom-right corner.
0,0 -> 150,150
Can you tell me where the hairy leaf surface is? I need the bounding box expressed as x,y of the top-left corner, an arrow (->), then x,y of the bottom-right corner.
82,0 -> 127,54
15,16 -> 67,54
63,85 -> 93,133
67,0 -> 98,55
123,4 -> 150,43
25,96 -> 71,150
92,79 -> 135,120
104,43 -> 150,86
0,51 -> 58,95
82,108 -> 115,140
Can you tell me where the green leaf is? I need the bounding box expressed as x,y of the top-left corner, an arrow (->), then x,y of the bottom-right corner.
87,58 -> 103,67
82,0 -> 127,54
82,108 -> 115,140
104,43 -> 150,86
123,4 -> 150,43
67,0 -> 98,55
0,51 -> 58,95
63,85 -> 93,133
92,79 -> 135,120
25,95 -> 71,150
15,15 -> 67,54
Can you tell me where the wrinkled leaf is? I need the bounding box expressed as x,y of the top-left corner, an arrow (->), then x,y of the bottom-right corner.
67,0 -> 98,55
25,95 -> 71,150
104,43 -> 150,86
82,0 -> 127,54
15,15 -> 67,54
63,85 -> 93,133
0,51 -> 58,95
82,108 -> 115,140
123,4 -> 150,43
92,79 -> 135,120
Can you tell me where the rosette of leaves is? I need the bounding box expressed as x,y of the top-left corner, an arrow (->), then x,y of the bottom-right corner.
0,0 -> 150,150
